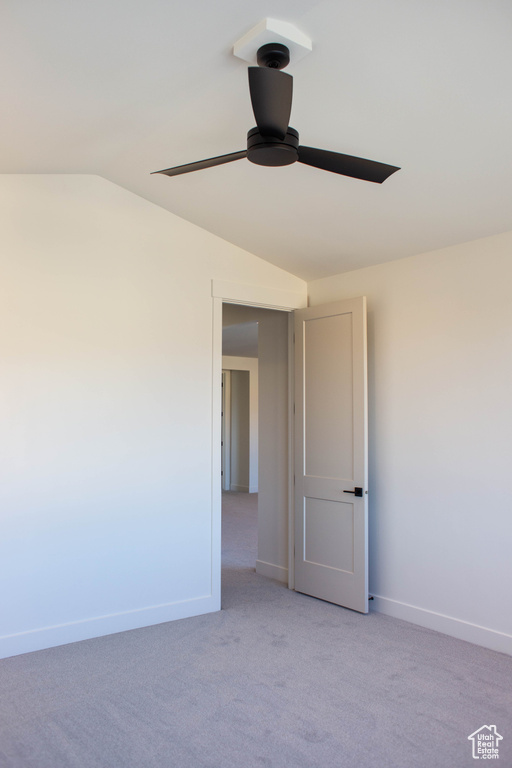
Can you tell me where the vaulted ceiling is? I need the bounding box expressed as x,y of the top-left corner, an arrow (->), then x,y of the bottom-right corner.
3,0 -> 512,280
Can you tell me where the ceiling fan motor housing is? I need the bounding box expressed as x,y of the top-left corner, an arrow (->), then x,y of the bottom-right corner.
247,126 -> 299,166
256,43 -> 290,69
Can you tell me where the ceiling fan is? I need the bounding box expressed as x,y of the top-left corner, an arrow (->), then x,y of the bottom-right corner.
153,43 -> 400,184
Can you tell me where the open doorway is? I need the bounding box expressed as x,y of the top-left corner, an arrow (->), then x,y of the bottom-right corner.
221,302 -> 290,597
221,315 -> 259,499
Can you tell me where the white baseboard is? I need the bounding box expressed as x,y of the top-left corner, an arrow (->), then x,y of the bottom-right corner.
256,560 -> 288,583
0,595 -> 218,660
249,485 -> 258,494
230,484 -> 249,493
371,594 -> 512,656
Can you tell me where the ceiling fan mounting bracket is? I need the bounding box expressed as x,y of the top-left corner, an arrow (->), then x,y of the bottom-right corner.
233,18 -> 312,67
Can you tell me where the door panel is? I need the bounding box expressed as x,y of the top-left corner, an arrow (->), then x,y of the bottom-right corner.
304,497 -> 354,572
294,297 -> 368,613
304,313 -> 353,479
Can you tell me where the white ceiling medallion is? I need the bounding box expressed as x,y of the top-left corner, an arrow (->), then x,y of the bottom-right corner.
233,18 -> 312,67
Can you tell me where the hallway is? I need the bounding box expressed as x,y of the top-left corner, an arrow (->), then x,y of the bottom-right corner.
221,490 -> 262,610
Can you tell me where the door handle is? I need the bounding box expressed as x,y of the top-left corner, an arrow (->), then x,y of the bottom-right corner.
343,487 -> 363,497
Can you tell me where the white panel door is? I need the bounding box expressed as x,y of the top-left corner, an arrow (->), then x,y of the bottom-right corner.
294,297 -> 368,613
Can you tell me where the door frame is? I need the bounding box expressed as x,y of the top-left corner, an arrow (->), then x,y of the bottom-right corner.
222,358 -> 259,493
221,370 -> 231,491
211,280 -> 306,608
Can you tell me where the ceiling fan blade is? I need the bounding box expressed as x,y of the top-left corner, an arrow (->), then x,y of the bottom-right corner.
152,150 -> 247,177
298,146 -> 400,183
248,67 -> 292,140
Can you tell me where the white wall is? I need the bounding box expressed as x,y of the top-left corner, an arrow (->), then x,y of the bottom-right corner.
308,232 -> 512,654
257,311 -> 290,582
0,174 -> 306,658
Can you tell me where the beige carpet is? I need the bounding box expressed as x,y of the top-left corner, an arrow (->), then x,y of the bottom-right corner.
0,491 -> 510,767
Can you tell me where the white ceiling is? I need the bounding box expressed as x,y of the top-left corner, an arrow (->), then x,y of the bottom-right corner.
3,0 -> 512,280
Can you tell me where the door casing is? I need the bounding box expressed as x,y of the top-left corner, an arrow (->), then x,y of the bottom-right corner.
213,285 -> 369,613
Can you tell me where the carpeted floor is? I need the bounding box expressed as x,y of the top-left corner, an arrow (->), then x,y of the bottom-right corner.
0,492 -> 510,767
